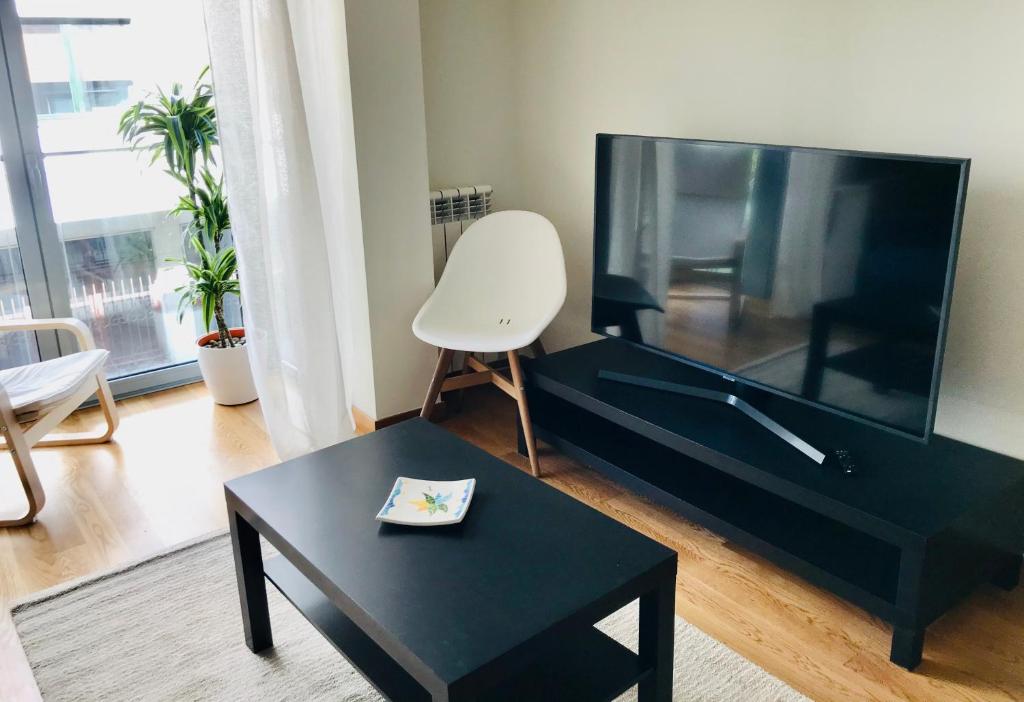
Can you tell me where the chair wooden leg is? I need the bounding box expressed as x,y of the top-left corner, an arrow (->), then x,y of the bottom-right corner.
95,374 -> 119,440
529,338 -> 547,357
0,401 -> 44,527
33,375 -> 119,448
420,348 -> 455,421
507,350 -> 540,478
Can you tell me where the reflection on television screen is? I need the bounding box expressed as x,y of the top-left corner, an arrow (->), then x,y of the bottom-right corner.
592,135 -> 966,438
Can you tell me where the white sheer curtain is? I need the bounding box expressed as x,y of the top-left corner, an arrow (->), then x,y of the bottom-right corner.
203,0 -> 363,458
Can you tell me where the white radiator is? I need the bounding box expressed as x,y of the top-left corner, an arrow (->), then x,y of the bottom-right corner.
429,185 -> 493,282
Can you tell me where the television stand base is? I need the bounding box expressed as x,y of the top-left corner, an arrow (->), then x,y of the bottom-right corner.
597,369 -> 827,464
890,625 -> 925,670
522,340 -> 1024,670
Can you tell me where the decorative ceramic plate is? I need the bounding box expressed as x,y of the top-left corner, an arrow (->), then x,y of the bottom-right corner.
376,477 -> 476,526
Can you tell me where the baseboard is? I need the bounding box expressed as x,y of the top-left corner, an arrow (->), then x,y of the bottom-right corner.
351,405 -> 436,435
351,353 -> 521,435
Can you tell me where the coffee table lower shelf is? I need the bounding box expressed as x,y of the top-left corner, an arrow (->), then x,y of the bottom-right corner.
264,556 -> 650,701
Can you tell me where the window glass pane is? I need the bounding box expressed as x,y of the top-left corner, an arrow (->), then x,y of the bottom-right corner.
0,160 -> 40,369
17,0 -> 215,378
44,153 -> 198,376
15,1 -> 132,19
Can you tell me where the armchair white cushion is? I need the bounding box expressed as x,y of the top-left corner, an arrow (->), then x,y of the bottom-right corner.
2,349 -> 109,422
0,318 -> 118,527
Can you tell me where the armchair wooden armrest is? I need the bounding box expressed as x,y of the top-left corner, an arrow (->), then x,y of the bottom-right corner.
0,317 -> 96,351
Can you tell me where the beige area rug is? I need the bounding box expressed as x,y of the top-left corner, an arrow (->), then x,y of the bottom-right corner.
12,534 -> 807,701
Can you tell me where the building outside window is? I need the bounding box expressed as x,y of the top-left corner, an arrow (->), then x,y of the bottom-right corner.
0,0 -> 236,386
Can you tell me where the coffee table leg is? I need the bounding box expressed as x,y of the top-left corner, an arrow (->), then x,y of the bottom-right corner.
229,508 -> 273,652
432,687 -> 467,702
638,572 -> 674,702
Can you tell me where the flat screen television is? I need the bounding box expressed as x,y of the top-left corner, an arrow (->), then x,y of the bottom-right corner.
592,134 -> 969,441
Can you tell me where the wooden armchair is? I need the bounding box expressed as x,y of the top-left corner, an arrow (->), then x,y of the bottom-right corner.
0,318 -> 118,527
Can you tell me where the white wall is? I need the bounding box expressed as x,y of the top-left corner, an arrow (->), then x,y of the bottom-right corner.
420,0 -> 1024,457
419,0 -> 521,209
346,0 -> 438,420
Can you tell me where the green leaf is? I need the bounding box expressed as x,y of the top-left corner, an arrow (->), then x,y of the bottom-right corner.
202,292 -> 215,332
117,66 -> 236,341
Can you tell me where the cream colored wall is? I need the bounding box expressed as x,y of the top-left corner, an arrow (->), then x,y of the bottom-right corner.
346,0 -> 438,419
420,0 -> 1024,457
419,0 -> 522,209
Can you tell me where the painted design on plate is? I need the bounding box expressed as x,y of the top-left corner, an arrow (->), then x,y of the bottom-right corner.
453,479 -> 474,518
409,490 -> 451,515
379,478 -> 404,517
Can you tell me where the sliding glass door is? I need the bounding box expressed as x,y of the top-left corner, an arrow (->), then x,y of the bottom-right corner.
0,123 -> 43,369
0,0 -> 212,395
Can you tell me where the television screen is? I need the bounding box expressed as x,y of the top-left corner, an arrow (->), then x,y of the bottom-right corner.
592,134 -> 968,439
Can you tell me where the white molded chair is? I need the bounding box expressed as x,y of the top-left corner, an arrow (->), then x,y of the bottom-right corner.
413,210 -> 566,477
0,318 -> 118,527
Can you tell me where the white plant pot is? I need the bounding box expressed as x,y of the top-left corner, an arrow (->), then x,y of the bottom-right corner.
196,328 -> 258,405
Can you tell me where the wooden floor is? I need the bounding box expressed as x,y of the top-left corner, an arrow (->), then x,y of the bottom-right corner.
1,383 -> 1021,701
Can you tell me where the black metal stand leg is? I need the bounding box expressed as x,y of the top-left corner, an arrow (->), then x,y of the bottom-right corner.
890,625 -> 924,670
991,553 -> 1022,591
229,508 -> 273,653
638,572 -> 674,702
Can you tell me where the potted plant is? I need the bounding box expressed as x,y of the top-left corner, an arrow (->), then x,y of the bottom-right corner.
118,68 -> 257,405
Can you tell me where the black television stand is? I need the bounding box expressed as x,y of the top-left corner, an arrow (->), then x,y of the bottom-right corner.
521,339 -> 1024,670
598,369 -> 827,464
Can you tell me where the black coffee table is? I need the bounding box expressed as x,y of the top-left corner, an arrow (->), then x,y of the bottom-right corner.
224,419 -> 676,701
